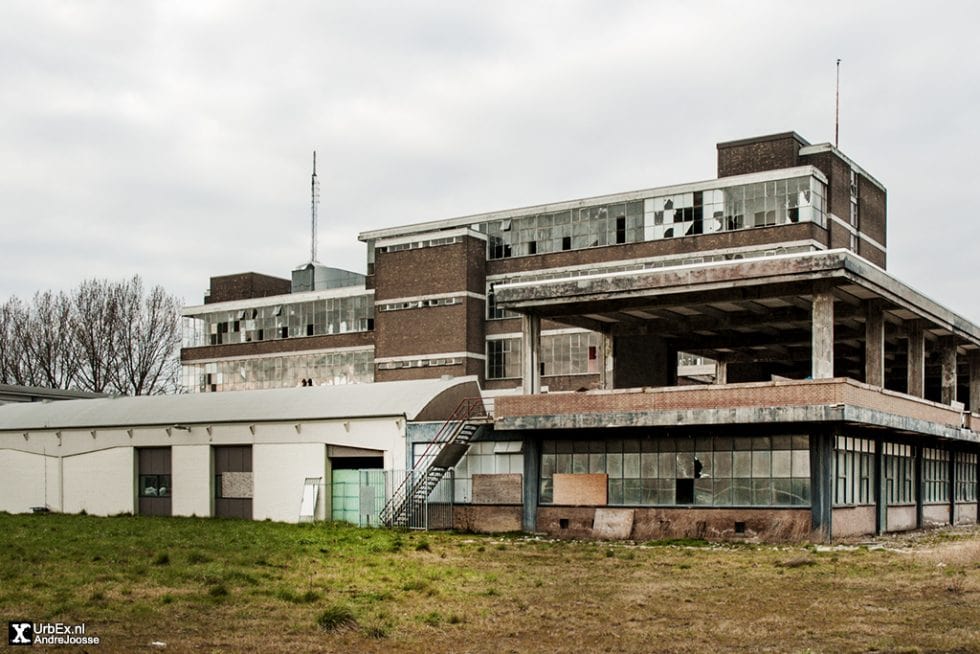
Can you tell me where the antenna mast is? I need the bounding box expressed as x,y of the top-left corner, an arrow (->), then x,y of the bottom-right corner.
310,150 -> 320,262
835,58 -> 841,148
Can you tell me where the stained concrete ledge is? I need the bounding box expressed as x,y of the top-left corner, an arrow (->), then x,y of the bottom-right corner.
493,378 -> 979,444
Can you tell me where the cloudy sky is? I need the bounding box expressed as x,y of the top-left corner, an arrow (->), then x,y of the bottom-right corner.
1,1 -> 978,321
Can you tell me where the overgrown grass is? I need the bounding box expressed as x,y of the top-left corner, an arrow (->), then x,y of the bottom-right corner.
0,512 -> 977,652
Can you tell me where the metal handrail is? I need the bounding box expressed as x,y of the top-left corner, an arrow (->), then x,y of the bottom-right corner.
380,396 -> 489,526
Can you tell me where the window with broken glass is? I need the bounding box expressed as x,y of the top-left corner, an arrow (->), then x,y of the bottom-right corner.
183,294 -> 374,347
481,175 -> 825,260
539,435 -> 810,507
486,332 -> 601,380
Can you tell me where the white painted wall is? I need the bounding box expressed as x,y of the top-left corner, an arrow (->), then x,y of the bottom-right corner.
253,443 -> 326,522
0,449 -> 46,513
63,447 -> 134,516
172,445 -> 212,517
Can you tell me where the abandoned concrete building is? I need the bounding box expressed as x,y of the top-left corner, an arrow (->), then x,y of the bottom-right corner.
2,131 -> 977,540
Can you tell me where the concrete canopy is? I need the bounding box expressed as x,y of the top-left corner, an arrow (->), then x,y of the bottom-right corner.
494,250 -> 980,394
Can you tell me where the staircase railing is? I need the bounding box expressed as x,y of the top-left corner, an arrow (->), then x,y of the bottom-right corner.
380,396 -> 492,528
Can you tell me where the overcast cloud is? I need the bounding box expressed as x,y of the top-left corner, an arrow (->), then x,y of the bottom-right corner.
1,1 -> 978,322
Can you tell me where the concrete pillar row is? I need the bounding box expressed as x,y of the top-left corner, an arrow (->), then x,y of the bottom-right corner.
864,299 -> 885,388
811,288 -> 835,379
521,314 -> 541,395
906,320 -> 925,399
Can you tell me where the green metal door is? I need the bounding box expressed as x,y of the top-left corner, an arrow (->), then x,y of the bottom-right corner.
331,470 -> 361,523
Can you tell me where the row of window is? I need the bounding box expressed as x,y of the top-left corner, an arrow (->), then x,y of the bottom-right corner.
540,435 -> 811,507
376,357 -> 463,370
181,350 -> 374,393
183,295 -> 374,348
487,332 -> 601,379
834,441 -> 978,506
481,175 -> 826,260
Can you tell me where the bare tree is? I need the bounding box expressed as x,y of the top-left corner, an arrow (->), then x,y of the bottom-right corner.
113,277 -> 182,395
72,279 -> 121,393
0,297 -> 28,385
21,290 -> 78,389
1,276 -> 182,395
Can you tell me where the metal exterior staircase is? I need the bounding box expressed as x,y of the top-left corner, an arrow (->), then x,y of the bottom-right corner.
380,397 -> 491,529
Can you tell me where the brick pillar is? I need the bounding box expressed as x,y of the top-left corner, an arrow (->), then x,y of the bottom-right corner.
521,314 -> 541,395
864,300 -> 885,387
907,320 -> 925,398
600,331 -> 615,390
939,336 -> 958,406
811,288 -> 835,379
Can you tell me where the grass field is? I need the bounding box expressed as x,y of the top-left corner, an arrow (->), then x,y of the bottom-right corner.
0,513 -> 978,653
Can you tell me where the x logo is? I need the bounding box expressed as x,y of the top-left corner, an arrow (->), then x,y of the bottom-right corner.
9,622 -> 32,645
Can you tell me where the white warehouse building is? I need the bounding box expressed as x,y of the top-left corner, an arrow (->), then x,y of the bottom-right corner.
0,377 -> 480,523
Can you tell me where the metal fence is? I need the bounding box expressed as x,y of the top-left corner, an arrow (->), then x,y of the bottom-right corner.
332,468 -> 454,530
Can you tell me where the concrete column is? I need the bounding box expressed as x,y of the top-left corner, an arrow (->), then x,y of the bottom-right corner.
715,358 -> 728,385
811,288 -> 835,379
939,336 -> 958,406
809,430 -> 835,542
600,331 -> 615,390
906,320 -> 925,398
970,351 -> 980,414
521,314 -> 541,395
864,300 -> 885,387
522,434 -> 539,533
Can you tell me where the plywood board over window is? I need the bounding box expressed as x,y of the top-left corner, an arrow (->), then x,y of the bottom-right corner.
553,473 -> 608,506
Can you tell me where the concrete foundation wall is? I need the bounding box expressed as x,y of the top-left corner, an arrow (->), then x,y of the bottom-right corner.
453,505 -> 523,533
922,503 -> 950,527
536,506 -> 811,541
63,447 -> 134,516
954,502 -> 978,525
886,505 -> 917,532
172,445 -> 212,517
253,443 -> 327,522
832,505 -> 876,538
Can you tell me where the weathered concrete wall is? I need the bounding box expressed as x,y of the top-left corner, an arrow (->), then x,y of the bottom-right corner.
453,505 -> 523,533
472,473 -> 522,504
922,503 -> 950,527
172,445 -> 212,517
253,443 -> 326,522
886,505 -> 917,532
536,506 -> 811,541
832,505 -> 875,538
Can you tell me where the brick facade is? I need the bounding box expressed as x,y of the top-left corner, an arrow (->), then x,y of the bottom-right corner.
205,272 -> 291,304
